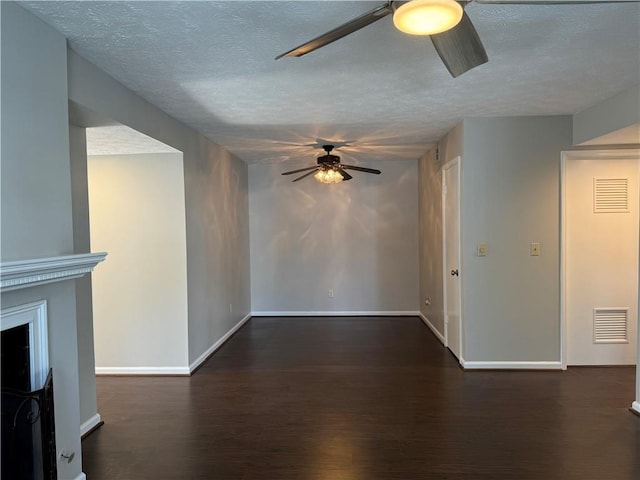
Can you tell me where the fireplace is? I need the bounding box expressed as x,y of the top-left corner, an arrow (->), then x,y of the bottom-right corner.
0,252 -> 107,480
1,301 -> 57,480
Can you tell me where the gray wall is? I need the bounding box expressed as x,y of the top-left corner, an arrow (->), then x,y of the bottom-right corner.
66,50 -> 251,368
573,86 -> 640,145
1,2 -> 73,260
461,116 -> 572,362
249,161 -> 419,313
69,124 -> 99,428
1,3 -> 84,478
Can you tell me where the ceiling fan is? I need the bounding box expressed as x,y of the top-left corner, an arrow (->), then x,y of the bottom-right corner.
276,0 -> 638,78
281,145 -> 381,184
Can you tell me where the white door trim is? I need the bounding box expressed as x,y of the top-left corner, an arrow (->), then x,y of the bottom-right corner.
560,148 -> 640,370
442,156 -> 463,360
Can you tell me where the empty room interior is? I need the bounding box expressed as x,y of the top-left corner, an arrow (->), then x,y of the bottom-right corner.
1,1 -> 640,479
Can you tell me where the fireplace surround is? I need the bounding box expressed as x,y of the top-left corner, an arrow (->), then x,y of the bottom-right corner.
1,301 -> 52,479
1,253 -> 106,480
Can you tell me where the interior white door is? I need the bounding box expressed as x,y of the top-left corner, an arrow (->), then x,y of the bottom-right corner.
443,158 -> 462,360
565,155 -> 639,365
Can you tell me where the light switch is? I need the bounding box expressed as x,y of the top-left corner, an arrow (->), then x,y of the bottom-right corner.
530,242 -> 540,256
477,243 -> 487,257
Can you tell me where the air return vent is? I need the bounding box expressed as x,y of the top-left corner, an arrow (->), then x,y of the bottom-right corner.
593,178 -> 629,213
593,308 -> 628,344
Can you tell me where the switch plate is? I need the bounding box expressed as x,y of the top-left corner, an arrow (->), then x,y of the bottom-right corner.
477,243 -> 487,257
328,289 -> 334,298
530,242 -> 540,256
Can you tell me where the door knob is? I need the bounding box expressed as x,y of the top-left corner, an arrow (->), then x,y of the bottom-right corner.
451,269 -> 459,276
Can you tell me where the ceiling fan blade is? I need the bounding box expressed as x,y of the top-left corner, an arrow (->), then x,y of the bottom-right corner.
292,169 -> 319,182
336,166 -> 353,181
430,11 -> 488,78
341,164 -> 382,174
282,165 -> 319,176
275,2 -> 393,59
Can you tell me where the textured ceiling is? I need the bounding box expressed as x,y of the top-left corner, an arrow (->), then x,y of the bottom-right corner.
86,125 -> 180,156
22,1 -> 640,164
579,123 -> 640,146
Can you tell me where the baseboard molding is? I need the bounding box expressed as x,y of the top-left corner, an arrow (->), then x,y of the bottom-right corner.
94,314 -> 252,376
80,413 -> 103,438
95,366 -> 190,376
418,313 -> 445,345
631,401 -> 640,416
463,361 -> 563,370
75,473 -> 87,480
188,313 -> 251,373
251,311 -> 421,317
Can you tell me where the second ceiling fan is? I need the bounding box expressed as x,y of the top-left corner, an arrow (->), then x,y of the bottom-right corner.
281,145 -> 381,184
276,0 -> 636,78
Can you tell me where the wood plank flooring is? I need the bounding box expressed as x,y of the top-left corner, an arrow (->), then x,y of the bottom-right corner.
81,317 -> 640,479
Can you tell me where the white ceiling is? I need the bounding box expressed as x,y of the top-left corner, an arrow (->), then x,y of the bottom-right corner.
22,1 -> 640,164
579,123 -> 640,145
86,125 -> 180,156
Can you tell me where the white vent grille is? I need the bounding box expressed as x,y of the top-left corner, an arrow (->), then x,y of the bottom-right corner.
593,308 -> 629,344
593,178 -> 629,213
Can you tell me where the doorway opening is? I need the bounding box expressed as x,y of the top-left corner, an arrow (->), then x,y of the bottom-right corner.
69,112 -> 190,437
85,124 -> 189,375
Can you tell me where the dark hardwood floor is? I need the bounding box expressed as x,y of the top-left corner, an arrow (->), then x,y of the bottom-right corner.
82,317 -> 640,479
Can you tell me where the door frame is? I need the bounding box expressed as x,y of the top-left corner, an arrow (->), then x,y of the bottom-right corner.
442,156 -> 463,362
560,148 -> 640,370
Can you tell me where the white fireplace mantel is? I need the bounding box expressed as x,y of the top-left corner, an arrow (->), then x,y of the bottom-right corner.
0,252 -> 107,292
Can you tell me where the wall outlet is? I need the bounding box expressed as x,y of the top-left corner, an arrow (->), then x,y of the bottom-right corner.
229,303 -> 233,313
328,289 -> 334,298
425,297 -> 431,306
530,242 -> 540,256
477,243 -> 487,257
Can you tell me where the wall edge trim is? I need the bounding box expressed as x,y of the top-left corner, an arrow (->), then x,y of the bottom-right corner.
631,401 -> 640,415
80,413 -> 102,437
418,312 -> 446,345
463,361 -> 563,370
95,366 -> 190,375
251,311 -> 421,317
188,313 -> 252,373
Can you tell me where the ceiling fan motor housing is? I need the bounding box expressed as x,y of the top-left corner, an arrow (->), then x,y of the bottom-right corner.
318,154 -> 340,165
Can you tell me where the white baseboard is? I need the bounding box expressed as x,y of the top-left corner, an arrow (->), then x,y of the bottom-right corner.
189,314 -> 251,373
75,473 -> 87,480
80,413 -> 102,437
94,314 -> 252,376
95,366 -> 190,375
418,312 -> 445,345
251,311 -> 421,317
632,401 -> 640,415
462,361 -> 563,370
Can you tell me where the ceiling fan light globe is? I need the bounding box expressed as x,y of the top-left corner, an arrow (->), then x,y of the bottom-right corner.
393,0 -> 463,36
315,168 -> 344,184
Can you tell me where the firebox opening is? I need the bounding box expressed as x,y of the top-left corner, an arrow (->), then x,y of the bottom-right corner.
2,323 -> 32,391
